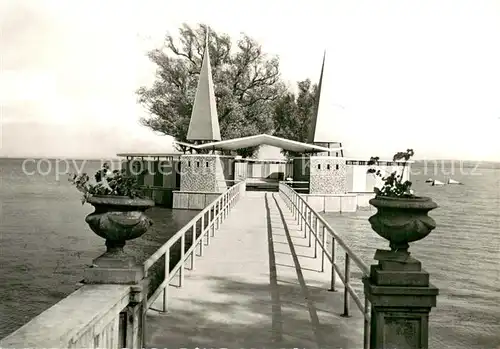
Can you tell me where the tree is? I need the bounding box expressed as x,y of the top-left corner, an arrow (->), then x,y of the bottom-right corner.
273,79 -> 318,157
137,23 -> 286,155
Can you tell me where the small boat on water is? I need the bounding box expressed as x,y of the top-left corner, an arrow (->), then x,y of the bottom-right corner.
447,178 -> 462,185
432,179 -> 445,186
425,178 -> 433,183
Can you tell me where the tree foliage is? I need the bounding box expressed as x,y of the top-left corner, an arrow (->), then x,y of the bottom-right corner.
273,79 -> 318,157
137,23 -> 286,155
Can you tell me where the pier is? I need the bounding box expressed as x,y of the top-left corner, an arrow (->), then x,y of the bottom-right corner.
0,181 -> 438,349
0,28 -> 437,349
145,190 -> 366,348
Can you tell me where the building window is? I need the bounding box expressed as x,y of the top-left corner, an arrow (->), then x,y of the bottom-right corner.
327,164 -> 331,170
206,162 -> 209,167
336,152 -> 338,157
336,164 -> 339,170
196,161 -> 200,167
187,161 -> 191,167
359,161 -> 366,165
317,164 -> 321,170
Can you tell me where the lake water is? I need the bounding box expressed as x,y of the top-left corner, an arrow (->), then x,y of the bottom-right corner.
324,161 -> 500,349
0,158 -> 199,338
0,158 -> 498,348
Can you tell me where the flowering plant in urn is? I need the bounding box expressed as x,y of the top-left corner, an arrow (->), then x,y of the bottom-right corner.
69,163 -> 154,257
366,150 -> 438,253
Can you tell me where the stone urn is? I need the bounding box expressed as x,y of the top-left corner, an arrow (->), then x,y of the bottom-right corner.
368,196 -> 438,252
85,195 -> 155,257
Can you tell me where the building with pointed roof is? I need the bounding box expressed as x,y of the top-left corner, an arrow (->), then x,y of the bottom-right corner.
308,51 -> 325,144
118,47 -> 410,211
186,31 -> 221,142
308,51 -> 343,156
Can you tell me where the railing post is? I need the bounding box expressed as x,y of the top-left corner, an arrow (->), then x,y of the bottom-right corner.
299,201 -> 303,229
211,206 -> 215,237
205,210 -> 210,247
321,224 -> 326,271
313,217 -> 319,258
363,295 -> 370,349
162,249 -> 170,312
179,235 -> 185,287
303,206 -> 307,237
224,194 -> 227,217
220,197 -> 224,222
225,194 -> 229,218
216,201 -> 221,229
329,236 -> 337,292
308,211 -> 312,247
300,202 -> 306,232
190,225 -> 196,270
141,292 -> 147,348
342,253 -> 351,317
295,193 -> 298,220
293,194 -> 297,220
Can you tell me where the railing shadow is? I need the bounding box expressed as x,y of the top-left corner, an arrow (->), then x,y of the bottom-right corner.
264,192 -> 284,343
146,191 -> 364,349
146,277 -> 363,349
269,193 -> 324,345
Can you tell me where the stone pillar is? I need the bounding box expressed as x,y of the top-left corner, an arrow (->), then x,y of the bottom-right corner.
309,156 -> 347,194
83,257 -> 149,349
84,254 -> 144,284
363,250 -> 438,349
179,154 -> 224,192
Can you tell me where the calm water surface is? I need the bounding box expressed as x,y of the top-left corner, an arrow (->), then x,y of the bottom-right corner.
324,164 -> 500,349
0,159 -> 198,338
0,158 -> 499,349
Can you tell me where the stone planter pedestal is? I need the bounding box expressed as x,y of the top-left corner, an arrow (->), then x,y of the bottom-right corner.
82,195 -> 154,285
364,195 -> 439,349
363,250 -> 438,349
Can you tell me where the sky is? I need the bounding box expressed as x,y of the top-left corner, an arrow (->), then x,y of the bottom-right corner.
1,0 -> 499,160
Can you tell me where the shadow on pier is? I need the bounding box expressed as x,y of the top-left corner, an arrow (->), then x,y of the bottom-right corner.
145,192 -> 364,348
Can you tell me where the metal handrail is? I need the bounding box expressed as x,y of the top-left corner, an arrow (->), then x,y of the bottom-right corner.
278,182 -> 370,349
141,180 -> 245,344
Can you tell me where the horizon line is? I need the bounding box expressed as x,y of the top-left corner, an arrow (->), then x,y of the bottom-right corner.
0,156 -> 497,164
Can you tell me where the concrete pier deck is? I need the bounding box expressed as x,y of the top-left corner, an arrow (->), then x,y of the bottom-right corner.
146,191 -> 364,348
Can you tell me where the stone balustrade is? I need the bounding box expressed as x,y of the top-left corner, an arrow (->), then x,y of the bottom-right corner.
0,284 -> 144,348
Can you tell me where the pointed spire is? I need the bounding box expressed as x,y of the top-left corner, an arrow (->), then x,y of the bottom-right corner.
308,50 -> 326,143
186,27 -> 221,141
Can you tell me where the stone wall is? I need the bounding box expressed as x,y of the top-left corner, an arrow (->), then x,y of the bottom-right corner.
179,155 -> 235,192
0,284 -> 135,348
309,157 -> 347,194
179,155 -> 218,192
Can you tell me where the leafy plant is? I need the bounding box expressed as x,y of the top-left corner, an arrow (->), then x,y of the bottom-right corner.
367,149 -> 415,198
69,163 -> 144,204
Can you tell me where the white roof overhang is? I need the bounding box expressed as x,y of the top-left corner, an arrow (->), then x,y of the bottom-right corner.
175,134 -> 342,154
